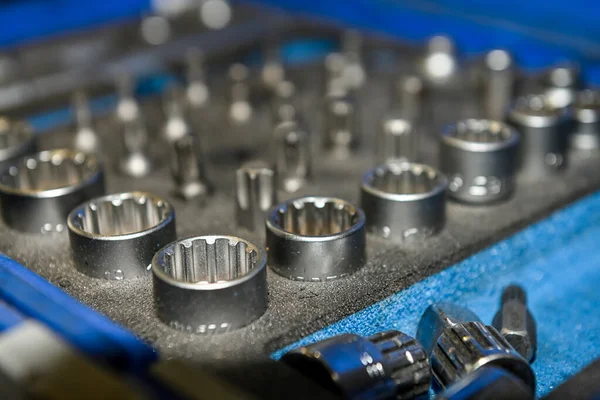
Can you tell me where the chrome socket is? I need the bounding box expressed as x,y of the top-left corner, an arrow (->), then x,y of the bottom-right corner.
152,235 -> 268,334
266,196 -> 366,281
0,149 -> 105,234
0,118 -> 37,172
360,162 -> 447,241
507,94 -> 571,178
570,89 -> 600,150
68,192 -> 176,280
441,119 -> 520,204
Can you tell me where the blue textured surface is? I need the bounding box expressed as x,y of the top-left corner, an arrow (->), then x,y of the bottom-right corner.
273,190 -> 600,398
0,255 -> 157,372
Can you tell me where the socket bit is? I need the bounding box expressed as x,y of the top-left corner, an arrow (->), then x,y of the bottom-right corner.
235,160 -> 277,233
185,48 -> 210,109
492,285 -> 537,363
72,91 -> 101,154
436,366 -> 534,400
282,330 -> 431,400
273,120 -> 311,193
323,89 -> 358,157
570,89 -> 600,150
228,63 -> 253,126
542,63 -> 581,108
378,113 -> 417,163
170,135 -> 212,201
481,50 -> 516,121
440,119 -> 520,204
162,85 -> 193,143
417,303 -> 535,393
115,73 -> 139,124
507,94 -> 571,178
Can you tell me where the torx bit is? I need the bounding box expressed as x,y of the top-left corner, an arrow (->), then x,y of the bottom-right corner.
271,80 -> 298,125
378,113 -> 417,163
417,302 -> 535,393
323,89 -> 358,158
282,330 -> 431,400
395,74 -> 424,122
170,134 -> 212,201
492,285 -> 537,363
185,47 -> 210,109
72,91 -> 101,154
228,63 -> 253,126
235,160 -> 277,232
274,120 -> 311,193
482,49 -> 516,120
162,85 -> 192,143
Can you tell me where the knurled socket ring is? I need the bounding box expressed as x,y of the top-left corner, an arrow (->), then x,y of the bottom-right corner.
266,196 -> 366,281
0,149 -> 105,233
68,192 -> 176,280
507,94 -> 570,178
0,118 -> 37,172
441,119 -> 519,204
360,162 -> 447,241
152,235 -> 268,334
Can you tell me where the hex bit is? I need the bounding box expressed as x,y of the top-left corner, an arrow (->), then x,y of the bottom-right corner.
492,285 -> 537,363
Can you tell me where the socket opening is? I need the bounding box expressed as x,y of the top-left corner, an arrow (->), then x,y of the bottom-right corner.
0,149 -> 99,192
450,120 -> 514,143
159,236 -> 259,284
368,163 -> 442,195
273,198 -> 361,237
71,192 -> 171,236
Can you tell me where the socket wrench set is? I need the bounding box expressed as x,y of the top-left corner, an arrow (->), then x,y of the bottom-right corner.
0,1 -> 600,399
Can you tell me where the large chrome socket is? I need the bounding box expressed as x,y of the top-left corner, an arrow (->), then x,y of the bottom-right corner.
441,119 -> 520,204
361,162 -> 447,241
68,191 -> 176,280
152,235 -> 268,334
507,94 -> 571,178
0,149 -> 105,234
266,196 -> 366,281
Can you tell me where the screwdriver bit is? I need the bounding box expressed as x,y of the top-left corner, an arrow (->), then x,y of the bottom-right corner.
492,285 -> 537,363
185,47 -> 210,109
162,85 -> 192,143
118,107 -> 154,178
228,63 -> 253,126
235,160 -> 277,232
481,49 -> 516,121
417,302 -> 535,393
323,88 -> 358,158
378,113 -> 417,163
282,330 -> 431,400
72,90 -> 101,154
170,134 -> 212,201
273,120 -> 311,193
